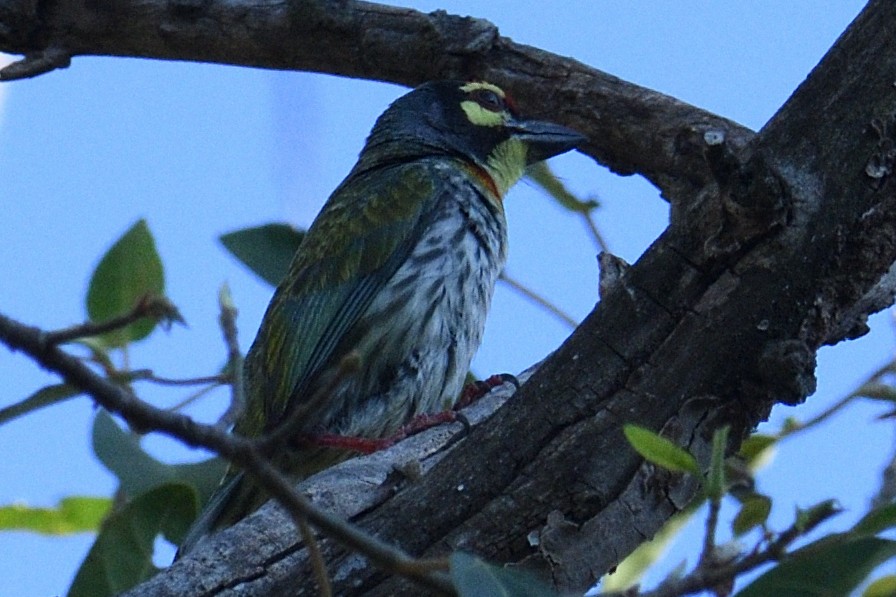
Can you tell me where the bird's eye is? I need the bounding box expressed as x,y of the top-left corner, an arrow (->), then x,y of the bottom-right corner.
470,89 -> 504,112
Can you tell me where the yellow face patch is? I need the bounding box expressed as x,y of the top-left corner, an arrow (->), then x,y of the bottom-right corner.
460,100 -> 507,127
456,82 -> 527,197
460,81 -> 506,96
459,82 -> 509,127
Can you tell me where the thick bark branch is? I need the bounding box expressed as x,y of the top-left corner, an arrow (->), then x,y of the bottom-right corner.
0,0 -> 751,200
5,0 -> 896,595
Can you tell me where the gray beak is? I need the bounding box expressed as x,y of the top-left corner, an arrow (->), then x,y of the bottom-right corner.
509,118 -> 587,164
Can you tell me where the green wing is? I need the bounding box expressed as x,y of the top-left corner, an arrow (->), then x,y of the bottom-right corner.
237,162 -> 440,437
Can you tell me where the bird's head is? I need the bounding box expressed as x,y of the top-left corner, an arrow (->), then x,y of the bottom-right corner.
357,81 -> 586,197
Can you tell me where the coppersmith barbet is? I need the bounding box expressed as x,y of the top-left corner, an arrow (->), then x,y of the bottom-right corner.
180,81 -> 584,552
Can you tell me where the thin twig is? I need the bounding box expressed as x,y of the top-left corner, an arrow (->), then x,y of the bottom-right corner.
634,501 -> 839,597
42,295 -> 184,345
697,496 -> 721,569
524,161 -> 610,254
165,382 -> 225,413
638,521 -> 800,597
217,286 -> 332,593
128,370 -> 226,387
499,272 -> 578,329
111,369 -> 226,411
0,310 -> 455,596
216,284 -> 245,428
581,209 -> 610,254
297,515 -> 333,597
779,359 -> 895,439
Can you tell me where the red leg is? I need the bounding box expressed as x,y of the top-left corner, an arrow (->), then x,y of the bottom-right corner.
305,374 -> 518,455
308,411 -> 463,455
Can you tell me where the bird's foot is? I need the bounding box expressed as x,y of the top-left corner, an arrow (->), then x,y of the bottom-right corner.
310,411 -> 470,455
456,373 -> 519,409
306,375 -> 518,456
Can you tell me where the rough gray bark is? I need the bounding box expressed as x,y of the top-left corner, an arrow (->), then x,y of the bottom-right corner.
4,0 -> 895,595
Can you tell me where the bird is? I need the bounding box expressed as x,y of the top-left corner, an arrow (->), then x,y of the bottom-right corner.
179,80 -> 584,554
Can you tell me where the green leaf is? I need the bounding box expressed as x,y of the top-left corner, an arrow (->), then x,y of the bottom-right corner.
864,575 -> 896,597
526,161 -> 599,214
450,552 -> 557,597
86,219 -> 164,347
91,410 -> 226,506
737,433 -> 777,470
92,409 -> 172,497
854,382 -> 896,403
853,502 -> 896,536
0,496 -> 111,535
735,537 -> 896,597
705,426 -> 729,500
732,494 -> 772,536
0,384 -> 81,426
220,223 -> 305,287
68,483 -> 196,597
623,424 -> 700,475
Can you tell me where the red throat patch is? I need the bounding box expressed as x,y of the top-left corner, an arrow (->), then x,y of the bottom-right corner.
460,161 -> 502,205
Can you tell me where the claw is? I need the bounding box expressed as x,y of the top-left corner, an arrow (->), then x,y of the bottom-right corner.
457,373 -> 519,408
442,413 -> 471,449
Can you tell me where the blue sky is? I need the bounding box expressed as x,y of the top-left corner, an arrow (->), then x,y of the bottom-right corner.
0,2 -> 886,595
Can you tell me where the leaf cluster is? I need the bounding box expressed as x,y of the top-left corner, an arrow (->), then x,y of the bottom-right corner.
621,424 -> 896,597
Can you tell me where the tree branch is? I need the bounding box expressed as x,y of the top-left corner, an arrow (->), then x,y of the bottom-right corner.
0,311 -> 459,595
0,0 -> 752,201
139,2 -> 896,593
3,0 -> 896,595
